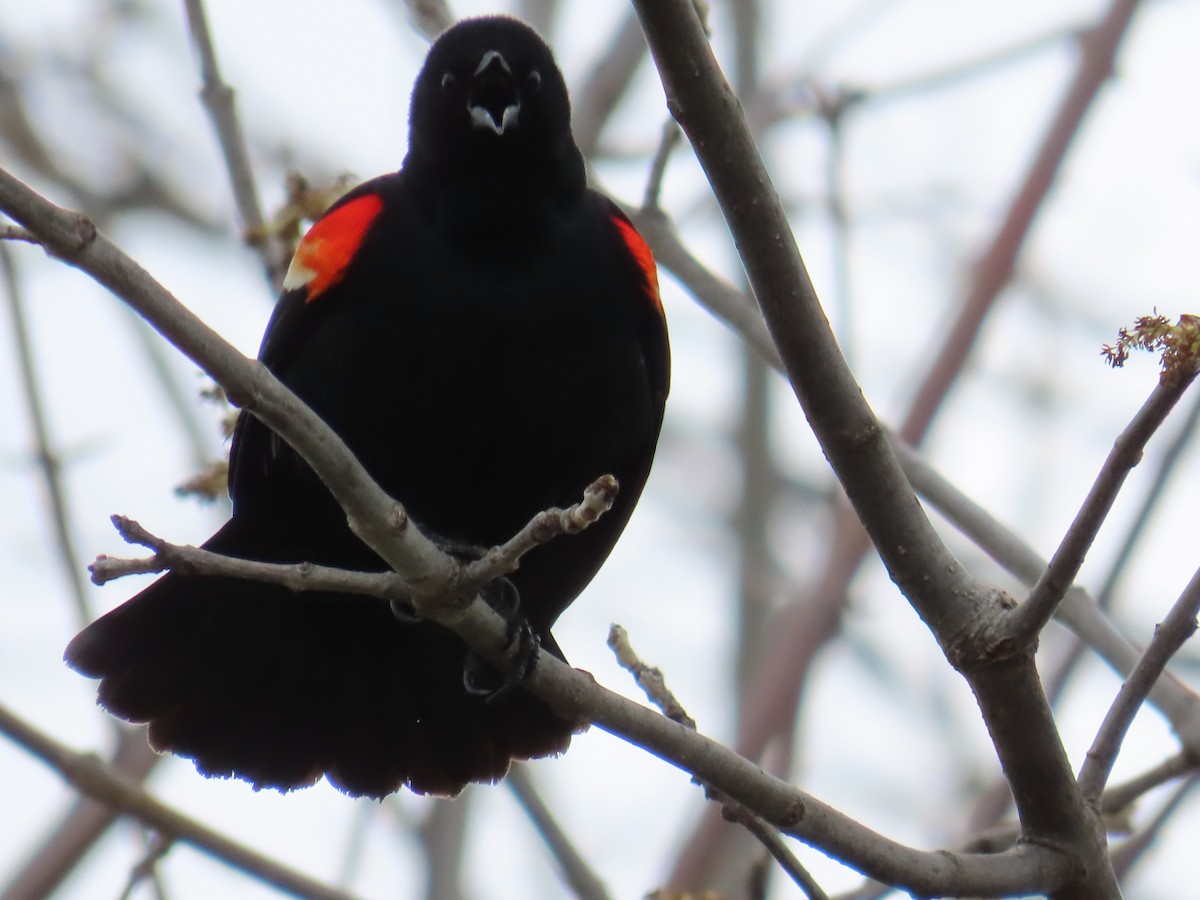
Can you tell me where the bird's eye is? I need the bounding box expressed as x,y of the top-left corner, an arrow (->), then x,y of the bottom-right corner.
441,72 -> 456,94
526,70 -> 542,93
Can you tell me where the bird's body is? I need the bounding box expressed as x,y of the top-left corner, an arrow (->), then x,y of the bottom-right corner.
66,16 -> 668,798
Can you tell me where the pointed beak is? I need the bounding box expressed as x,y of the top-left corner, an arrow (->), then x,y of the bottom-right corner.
468,50 -> 519,135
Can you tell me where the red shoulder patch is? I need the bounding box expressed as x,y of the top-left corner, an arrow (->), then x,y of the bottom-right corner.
283,194 -> 384,302
610,213 -> 662,316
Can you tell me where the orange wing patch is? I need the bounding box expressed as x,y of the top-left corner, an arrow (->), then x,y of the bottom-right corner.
283,194 -> 384,302
611,214 -> 662,315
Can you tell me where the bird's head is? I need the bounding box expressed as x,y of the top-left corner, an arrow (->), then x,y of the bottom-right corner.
407,16 -> 576,172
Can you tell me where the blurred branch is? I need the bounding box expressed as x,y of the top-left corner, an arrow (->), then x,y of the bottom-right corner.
117,831 -> 171,900
1077,566 -> 1200,800
0,60 -> 215,231
573,9 -> 649,159
0,702 -> 359,900
0,728 -> 159,900
1109,775 -> 1199,879
181,0 -> 290,289
720,803 -> 830,900
0,243 -> 92,626
899,0 -> 1145,446
507,766 -> 612,900
400,0 -> 455,39
627,205 -> 781,368
418,796 -> 469,900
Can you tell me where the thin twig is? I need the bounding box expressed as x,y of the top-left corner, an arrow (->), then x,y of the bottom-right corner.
0,702 -> 359,900
89,513 -> 409,596
1044,387 -> 1200,708
1077,566 -> 1200,800
1008,375 -> 1196,644
625,203 -> 781,368
90,475 -> 617,604
641,121 -> 682,213
507,766 -> 612,900
0,223 -> 39,243
607,625 -> 695,729
610,626 -> 829,900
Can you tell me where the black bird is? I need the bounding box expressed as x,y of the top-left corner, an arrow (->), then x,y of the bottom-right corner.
65,16 -> 669,798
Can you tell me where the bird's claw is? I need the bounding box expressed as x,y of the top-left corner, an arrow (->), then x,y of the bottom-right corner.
462,575 -> 540,698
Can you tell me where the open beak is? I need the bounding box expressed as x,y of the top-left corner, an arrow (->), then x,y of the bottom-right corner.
468,50 -> 520,135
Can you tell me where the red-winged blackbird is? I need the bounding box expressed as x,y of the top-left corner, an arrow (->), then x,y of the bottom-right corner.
65,16 -> 669,798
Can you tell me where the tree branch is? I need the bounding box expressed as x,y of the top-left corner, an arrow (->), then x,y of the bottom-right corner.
629,1 -> 1122,895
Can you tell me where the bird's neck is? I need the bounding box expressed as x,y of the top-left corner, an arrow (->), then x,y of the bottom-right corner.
405,141 -> 586,243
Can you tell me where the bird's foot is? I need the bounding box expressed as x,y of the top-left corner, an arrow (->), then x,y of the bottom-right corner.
463,575 -> 541,698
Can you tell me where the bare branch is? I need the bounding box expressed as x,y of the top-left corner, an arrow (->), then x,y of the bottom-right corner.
89,514 -> 410,598
610,625 -> 825,900
1008,376 -> 1197,644
1078,567 -> 1200,800
720,804 -> 830,900
607,624 -> 695,729
117,831 -> 171,900
1101,752 -> 1194,818
90,475 -> 617,612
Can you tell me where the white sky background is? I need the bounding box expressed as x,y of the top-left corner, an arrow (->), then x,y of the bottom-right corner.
2,0 -> 1199,897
